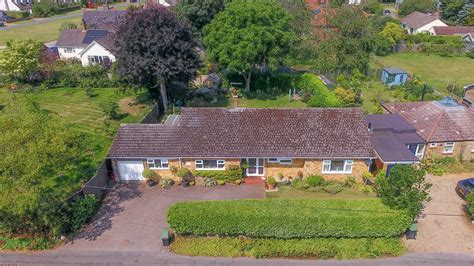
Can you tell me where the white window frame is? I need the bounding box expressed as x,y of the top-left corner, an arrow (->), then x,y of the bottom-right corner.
267,157 -> 292,164
64,47 -> 76,54
415,144 -> 425,159
195,159 -> 226,170
242,158 -> 265,176
443,142 -> 455,154
322,160 -> 353,174
147,158 -> 169,169
429,143 -> 438,148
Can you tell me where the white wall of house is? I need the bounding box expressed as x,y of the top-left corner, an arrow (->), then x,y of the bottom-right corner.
348,0 -> 361,4
58,46 -> 84,60
413,20 -> 448,35
1,0 -> 20,11
80,42 -> 115,67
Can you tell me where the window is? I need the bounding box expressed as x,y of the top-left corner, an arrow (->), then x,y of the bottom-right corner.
242,158 -> 264,176
429,143 -> 438,148
267,158 -> 292,164
443,142 -> 455,154
147,158 -> 169,169
64,47 -> 75,53
322,160 -> 353,174
415,144 -> 425,159
195,160 -> 225,170
87,55 -> 111,66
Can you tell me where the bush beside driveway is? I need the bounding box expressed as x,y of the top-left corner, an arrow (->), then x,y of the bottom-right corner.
403,173 -> 474,253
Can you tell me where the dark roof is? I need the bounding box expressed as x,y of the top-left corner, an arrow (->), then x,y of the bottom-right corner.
401,11 -> 441,30
383,67 -> 407,75
82,10 -> 127,31
367,114 -> 416,133
433,26 -> 474,35
371,132 -> 420,162
383,98 -> 474,142
94,32 -> 116,52
56,29 -> 87,47
108,108 -> 375,159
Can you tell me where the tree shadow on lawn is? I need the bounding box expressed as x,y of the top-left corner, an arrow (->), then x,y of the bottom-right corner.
71,183 -> 143,242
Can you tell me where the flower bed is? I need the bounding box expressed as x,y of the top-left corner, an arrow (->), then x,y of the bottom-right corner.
168,199 -> 412,238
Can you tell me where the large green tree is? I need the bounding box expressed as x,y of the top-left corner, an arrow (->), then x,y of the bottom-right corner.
203,0 -> 294,91
115,3 -> 201,109
399,0 -> 437,17
316,6 -> 375,75
0,101 -> 94,236
173,0 -> 231,37
0,39 -> 44,83
375,165 -> 431,218
440,0 -> 465,23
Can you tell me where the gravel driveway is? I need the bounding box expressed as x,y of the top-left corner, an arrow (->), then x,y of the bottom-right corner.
403,173 -> 474,253
62,183 -> 264,252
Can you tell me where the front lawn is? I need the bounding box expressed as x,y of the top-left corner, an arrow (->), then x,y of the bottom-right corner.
267,186 -> 376,199
171,236 -> 405,259
0,87 -> 152,159
372,53 -> 474,95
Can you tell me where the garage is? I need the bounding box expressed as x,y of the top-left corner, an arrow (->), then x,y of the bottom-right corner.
117,160 -> 145,181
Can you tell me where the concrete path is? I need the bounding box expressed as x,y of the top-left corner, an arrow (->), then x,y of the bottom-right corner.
62,183 -> 265,252
403,173 -> 474,253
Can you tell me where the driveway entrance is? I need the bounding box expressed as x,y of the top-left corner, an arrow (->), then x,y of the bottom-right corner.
403,173 -> 474,253
63,183 -> 264,252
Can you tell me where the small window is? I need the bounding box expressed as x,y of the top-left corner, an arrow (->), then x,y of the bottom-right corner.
443,142 -> 455,154
147,158 -> 169,169
429,143 -> 437,148
195,159 -> 225,170
268,158 -> 278,163
65,47 -> 75,53
267,158 -> 292,164
322,160 -> 353,174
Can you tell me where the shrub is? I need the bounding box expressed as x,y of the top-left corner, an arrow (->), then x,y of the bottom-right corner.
159,178 -> 174,188
466,194 -> 474,222
142,169 -> 160,182
467,51 -> 474,59
290,178 -> 304,189
168,199 -> 412,238
5,11 -> 30,18
217,180 -> 225,186
323,183 -> 343,194
267,176 -> 276,185
66,195 -> 97,234
169,165 -> 178,176
343,176 -> 357,188
32,3 -> 59,18
305,175 -> 325,187
85,87 -> 96,98
203,177 -> 217,187
170,236 -> 406,259
101,101 -> 119,119
194,166 -> 243,182
421,155 -> 456,176
177,167 -> 193,181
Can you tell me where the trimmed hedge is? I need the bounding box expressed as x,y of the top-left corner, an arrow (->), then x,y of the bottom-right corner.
168,199 -> 412,238
193,166 -> 243,182
170,236 -> 406,259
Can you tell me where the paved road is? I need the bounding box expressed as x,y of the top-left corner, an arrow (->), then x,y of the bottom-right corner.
0,3 -> 131,31
1,250 -> 473,265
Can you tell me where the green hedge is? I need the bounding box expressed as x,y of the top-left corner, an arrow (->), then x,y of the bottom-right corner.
193,166 -> 243,182
168,199 -> 412,238
170,236 -> 406,259
5,11 -> 30,18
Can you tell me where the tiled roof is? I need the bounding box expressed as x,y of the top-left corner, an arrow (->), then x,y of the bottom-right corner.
401,11 -> 440,30
367,114 -> 416,133
108,108 -> 375,159
56,29 -> 87,47
82,10 -> 127,31
433,26 -> 474,35
382,100 -> 474,142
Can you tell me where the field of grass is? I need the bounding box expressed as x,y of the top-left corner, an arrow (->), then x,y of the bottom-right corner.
187,94 -> 307,108
372,53 -> 474,95
0,16 -> 82,45
0,87 -> 152,158
266,186 -> 376,200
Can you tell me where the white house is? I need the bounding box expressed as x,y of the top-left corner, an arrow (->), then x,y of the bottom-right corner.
56,29 -> 116,67
0,0 -> 31,12
400,11 -> 447,35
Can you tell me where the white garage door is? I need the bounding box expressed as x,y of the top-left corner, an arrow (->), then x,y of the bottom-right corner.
117,160 -> 145,181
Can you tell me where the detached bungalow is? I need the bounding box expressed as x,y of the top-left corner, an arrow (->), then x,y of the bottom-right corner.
401,11 -> 447,35
383,97 -> 474,161
107,108 -> 375,182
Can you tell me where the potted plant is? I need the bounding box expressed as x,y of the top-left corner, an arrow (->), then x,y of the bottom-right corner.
142,169 -> 160,187
267,176 -> 277,190
231,87 -> 239,98
177,167 -> 194,188
406,223 -> 418,240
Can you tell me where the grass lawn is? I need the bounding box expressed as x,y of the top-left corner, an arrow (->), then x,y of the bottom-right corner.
187,94 -> 307,108
0,87 -> 152,159
266,186 -> 376,200
372,53 -> 474,95
0,16 -> 82,45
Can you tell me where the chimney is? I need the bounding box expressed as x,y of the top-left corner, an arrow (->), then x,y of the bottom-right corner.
368,122 -> 372,132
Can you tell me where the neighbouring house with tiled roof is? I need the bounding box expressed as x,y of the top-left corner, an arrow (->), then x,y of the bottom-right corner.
107,108 -> 376,182
0,0 -> 31,12
366,114 -> 425,176
401,11 -> 447,35
382,97 -> 474,161
57,10 -> 124,67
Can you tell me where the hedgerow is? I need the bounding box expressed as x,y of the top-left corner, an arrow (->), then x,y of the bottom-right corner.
193,165 -> 243,182
170,236 -> 406,259
168,199 -> 412,238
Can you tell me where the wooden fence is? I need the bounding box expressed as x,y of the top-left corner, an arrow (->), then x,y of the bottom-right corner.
141,96 -> 164,124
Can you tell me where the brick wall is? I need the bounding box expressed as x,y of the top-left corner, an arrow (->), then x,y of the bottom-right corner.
425,141 -> 474,161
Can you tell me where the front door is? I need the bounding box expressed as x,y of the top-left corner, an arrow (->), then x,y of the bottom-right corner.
242,158 -> 264,176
